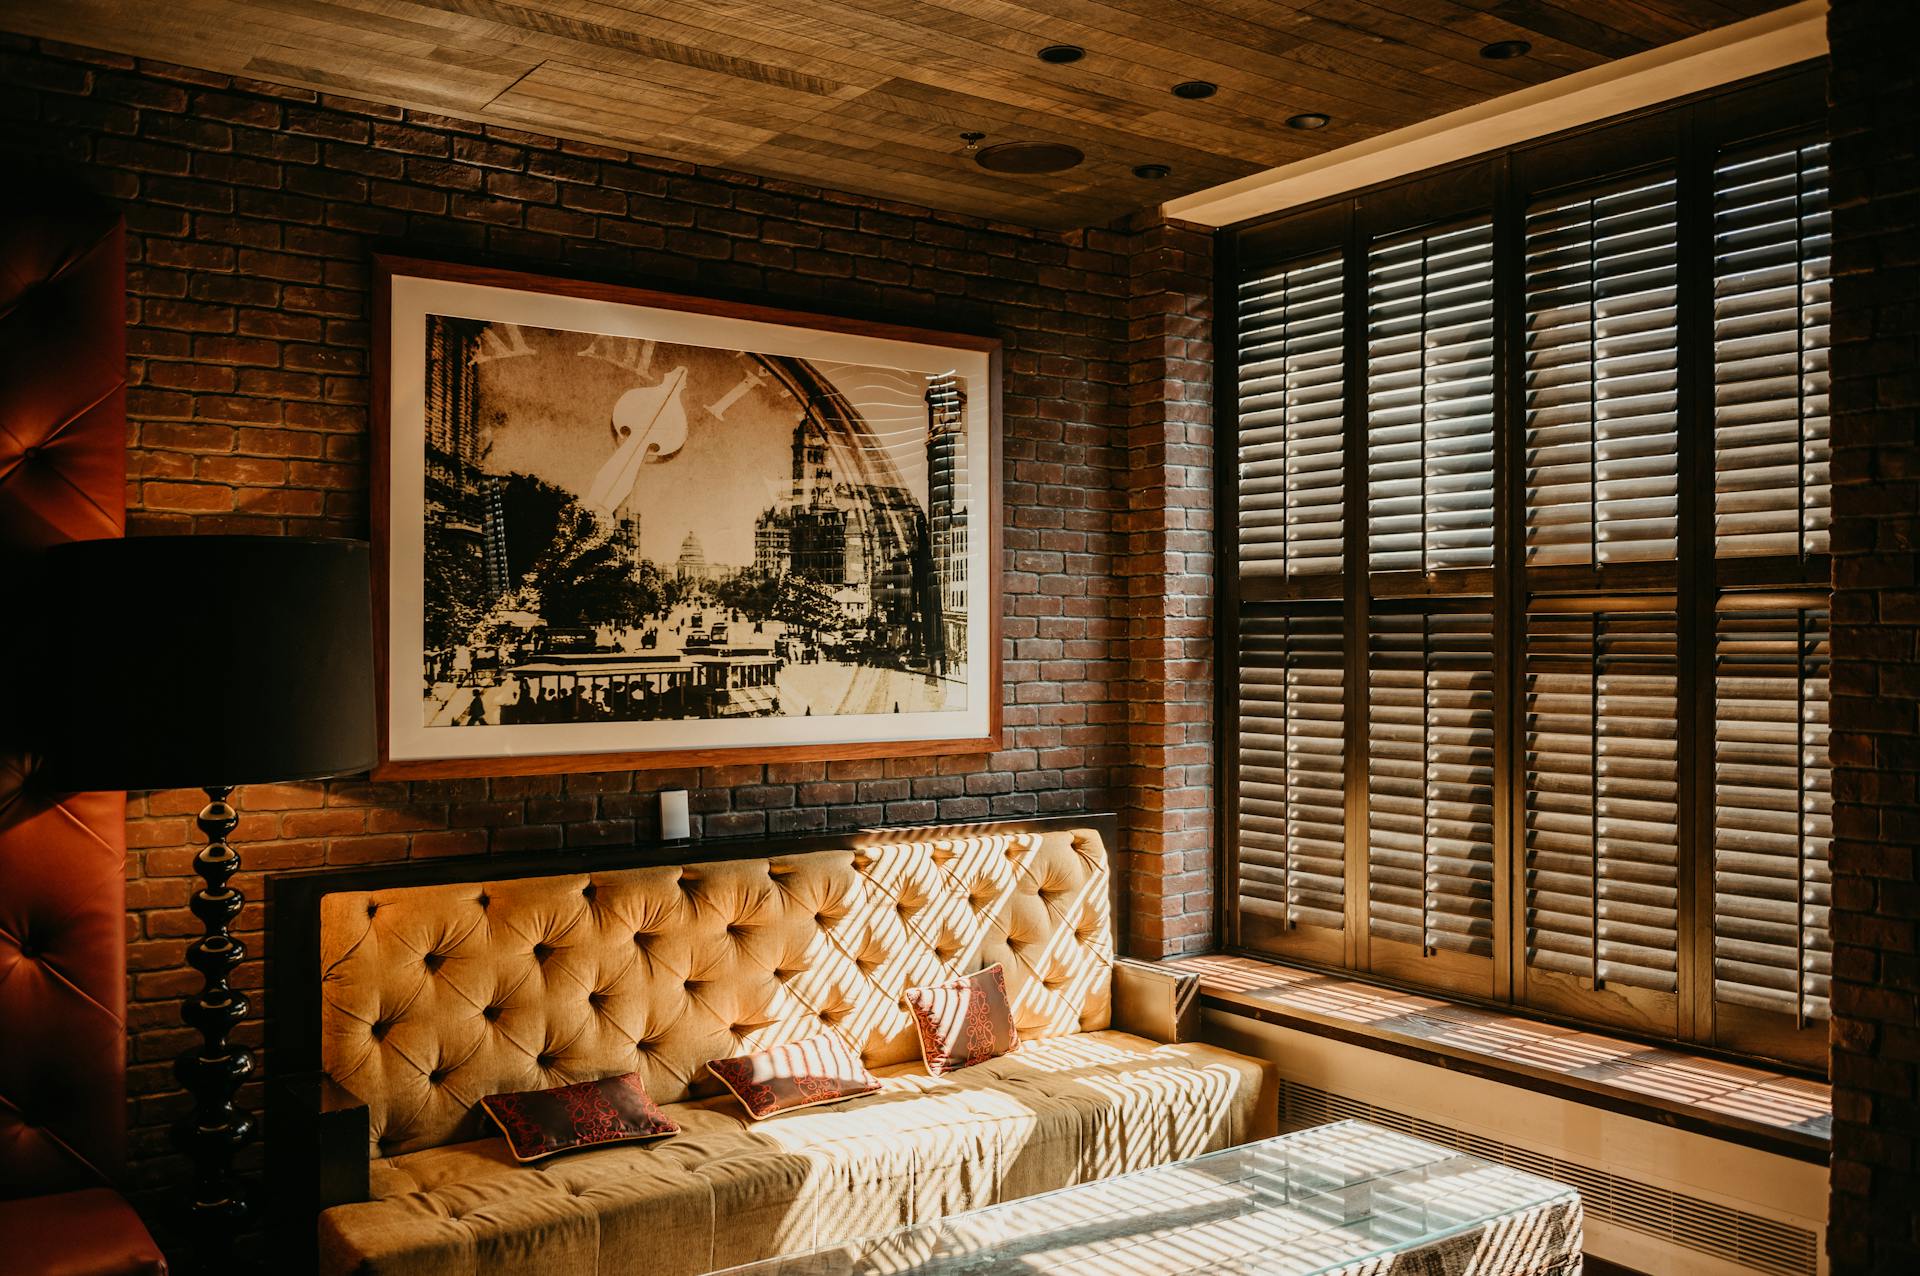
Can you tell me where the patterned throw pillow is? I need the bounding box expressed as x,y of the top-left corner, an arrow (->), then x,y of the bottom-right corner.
707,1032 -> 881,1120
480,1072 -> 679,1163
904,963 -> 1019,1076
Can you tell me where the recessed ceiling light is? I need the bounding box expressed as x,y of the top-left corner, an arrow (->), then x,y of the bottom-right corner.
1479,39 -> 1531,59
1171,80 -> 1216,100
974,141 -> 1085,174
1037,44 -> 1085,64
1133,163 -> 1171,180
1285,113 -> 1331,130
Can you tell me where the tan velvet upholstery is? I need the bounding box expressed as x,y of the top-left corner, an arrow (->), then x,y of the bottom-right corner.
315,829 -> 1277,1276
320,1032 -> 1274,1276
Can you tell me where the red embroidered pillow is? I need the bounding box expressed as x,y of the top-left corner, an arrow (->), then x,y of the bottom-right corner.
480,1072 -> 678,1163
707,1032 -> 880,1120
904,963 -> 1019,1076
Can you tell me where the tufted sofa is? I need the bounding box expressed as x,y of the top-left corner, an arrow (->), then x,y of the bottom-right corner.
289,822 -> 1275,1275
1,181 -> 166,1273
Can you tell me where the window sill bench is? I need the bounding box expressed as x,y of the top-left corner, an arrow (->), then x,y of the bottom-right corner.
1167,952 -> 1831,1166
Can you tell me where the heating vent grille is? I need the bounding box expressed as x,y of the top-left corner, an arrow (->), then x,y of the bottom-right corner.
1278,1079 -> 1817,1276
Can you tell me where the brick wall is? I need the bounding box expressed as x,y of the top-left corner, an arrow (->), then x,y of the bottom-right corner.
1121,216 -> 1216,958
0,36 -> 1190,1236
1826,0 -> 1920,1270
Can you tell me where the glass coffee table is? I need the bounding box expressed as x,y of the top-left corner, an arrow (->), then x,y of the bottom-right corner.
712,1120 -> 1582,1275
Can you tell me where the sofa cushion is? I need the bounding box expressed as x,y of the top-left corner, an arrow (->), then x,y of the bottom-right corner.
480,1072 -> 678,1162
707,1032 -> 879,1120
904,964 -> 1018,1075
317,1030 -> 1277,1276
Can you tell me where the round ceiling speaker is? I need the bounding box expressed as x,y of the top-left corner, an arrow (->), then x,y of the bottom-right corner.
973,141 -> 1086,174
1479,39 -> 1532,60
1037,44 -> 1086,64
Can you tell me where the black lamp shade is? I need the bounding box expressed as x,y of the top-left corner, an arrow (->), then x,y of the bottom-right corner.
31,535 -> 378,791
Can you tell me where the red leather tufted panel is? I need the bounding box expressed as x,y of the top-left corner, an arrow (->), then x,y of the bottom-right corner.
0,184 -> 129,1199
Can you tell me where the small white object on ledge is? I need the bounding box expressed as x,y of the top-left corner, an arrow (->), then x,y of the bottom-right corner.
660,789 -> 690,841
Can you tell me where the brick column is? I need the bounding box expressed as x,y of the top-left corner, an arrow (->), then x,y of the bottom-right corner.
1826,0 -> 1920,1270
1120,215 -> 1216,958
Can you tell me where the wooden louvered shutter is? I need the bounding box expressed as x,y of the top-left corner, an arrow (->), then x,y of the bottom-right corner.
1712,603 -> 1831,1027
1523,171 -> 1680,566
1236,254 -> 1345,578
1235,608 -> 1346,955
1367,217 -> 1496,574
1712,136 -> 1831,559
1522,606 -> 1681,1026
1367,606 -> 1496,990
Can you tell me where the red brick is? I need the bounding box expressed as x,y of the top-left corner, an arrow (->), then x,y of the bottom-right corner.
6,37 -> 1146,1229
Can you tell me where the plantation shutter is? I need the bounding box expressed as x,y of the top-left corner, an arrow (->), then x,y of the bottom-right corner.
1236,608 -> 1347,937
1712,605 -> 1831,1024
1712,136 -> 1831,559
1236,254 -> 1346,578
1523,170 -> 1680,566
1367,217 -> 1497,573
1523,608 -> 1681,991
1367,607 -> 1496,957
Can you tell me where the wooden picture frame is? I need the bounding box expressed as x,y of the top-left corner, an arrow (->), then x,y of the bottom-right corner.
371,255 -> 1002,778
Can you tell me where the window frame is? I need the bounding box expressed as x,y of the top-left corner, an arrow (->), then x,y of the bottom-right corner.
1215,65 -> 1830,1071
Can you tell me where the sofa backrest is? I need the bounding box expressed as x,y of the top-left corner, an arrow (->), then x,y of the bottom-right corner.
317,827 -> 1114,1157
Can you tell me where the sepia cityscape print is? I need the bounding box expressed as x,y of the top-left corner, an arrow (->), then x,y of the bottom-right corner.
419,315 -> 970,729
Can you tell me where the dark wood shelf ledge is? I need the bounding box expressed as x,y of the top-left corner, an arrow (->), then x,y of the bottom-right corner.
1169,953 -> 1831,1166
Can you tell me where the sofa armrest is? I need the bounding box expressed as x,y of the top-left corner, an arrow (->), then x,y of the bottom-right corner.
1110,958 -> 1201,1044
268,1071 -> 370,1266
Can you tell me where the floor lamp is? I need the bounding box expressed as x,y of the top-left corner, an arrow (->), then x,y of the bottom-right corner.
31,535 -> 377,1269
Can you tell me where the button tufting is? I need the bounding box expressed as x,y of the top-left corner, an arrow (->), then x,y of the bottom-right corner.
482,1005 -> 502,1021
424,952 -> 445,971
371,1020 -> 391,1040
428,1068 -> 447,1085
366,902 -> 379,918
582,884 -> 596,899
537,1053 -> 557,1068
477,893 -> 490,908
533,943 -> 552,963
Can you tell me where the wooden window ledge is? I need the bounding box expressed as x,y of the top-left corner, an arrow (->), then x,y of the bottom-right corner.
1168,953 -> 1830,1165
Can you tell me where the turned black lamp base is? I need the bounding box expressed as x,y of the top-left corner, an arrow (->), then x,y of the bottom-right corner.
173,786 -> 255,1267
28,536 -> 380,1271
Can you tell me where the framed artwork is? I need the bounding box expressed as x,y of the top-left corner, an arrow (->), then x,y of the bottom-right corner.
371,256 -> 1001,778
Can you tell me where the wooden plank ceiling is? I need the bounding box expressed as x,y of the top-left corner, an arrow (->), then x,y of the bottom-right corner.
0,0 -> 1793,229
